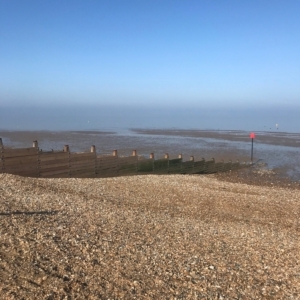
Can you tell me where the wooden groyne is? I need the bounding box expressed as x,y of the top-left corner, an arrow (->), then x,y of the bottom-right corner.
0,139 -> 251,178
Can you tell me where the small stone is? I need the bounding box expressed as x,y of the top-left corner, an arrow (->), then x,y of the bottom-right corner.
63,275 -> 70,281
209,266 -> 215,270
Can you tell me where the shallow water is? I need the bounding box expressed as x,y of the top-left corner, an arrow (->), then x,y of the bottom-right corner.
1,129 -> 299,181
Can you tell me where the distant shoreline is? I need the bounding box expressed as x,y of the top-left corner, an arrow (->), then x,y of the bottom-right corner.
131,128 -> 300,148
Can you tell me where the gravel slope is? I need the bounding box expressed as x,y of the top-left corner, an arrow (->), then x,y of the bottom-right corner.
0,172 -> 300,299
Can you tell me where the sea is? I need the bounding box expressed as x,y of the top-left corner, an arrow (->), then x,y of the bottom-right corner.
0,105 -> 299,181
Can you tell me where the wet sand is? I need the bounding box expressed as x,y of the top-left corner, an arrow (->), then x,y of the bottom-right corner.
1,129 -> 299,181
132,129 -> 300,148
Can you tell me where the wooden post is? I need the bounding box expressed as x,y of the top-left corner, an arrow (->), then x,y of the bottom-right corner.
62,145 -> 70,176
150,153 -> 155,172
164,153 -> 169,173
90,145 -> 97,174
33,140 -> 40,177
112,150 -> 118,176
132,150 -> 138,174
0,138 -> 3,174
177,154 -> 183,173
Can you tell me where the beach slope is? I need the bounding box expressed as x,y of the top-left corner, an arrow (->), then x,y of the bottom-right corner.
0,173 -> 299,298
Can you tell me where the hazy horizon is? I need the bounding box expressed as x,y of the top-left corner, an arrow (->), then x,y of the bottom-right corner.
0,104 -> 299,133
1,1 -> 299,132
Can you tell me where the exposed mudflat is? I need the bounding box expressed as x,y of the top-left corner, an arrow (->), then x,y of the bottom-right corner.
132,129 -> 300,148
1,129 -> 300,181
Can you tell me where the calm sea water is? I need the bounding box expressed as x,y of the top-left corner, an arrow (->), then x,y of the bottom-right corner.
0,105 -> 299,133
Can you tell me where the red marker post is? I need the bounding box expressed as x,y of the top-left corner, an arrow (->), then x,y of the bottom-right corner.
250,132 -> 256,163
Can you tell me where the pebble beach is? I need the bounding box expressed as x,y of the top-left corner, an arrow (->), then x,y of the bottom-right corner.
1,166 -> 300,299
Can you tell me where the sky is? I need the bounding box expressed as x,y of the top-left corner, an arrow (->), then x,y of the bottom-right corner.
0,0 -> 300,128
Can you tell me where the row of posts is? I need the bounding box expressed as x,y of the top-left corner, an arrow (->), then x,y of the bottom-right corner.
0,140 -> 239,164
31,140 -> 200,161
2,136 -> 254,163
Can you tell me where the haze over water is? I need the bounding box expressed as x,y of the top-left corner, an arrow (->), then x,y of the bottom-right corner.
0,105 -> 299,133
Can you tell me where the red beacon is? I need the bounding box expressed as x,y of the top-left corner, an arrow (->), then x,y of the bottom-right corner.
249,132 -> 255,163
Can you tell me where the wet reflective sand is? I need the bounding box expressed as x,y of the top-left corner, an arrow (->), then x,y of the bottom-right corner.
1,129 -> 299,181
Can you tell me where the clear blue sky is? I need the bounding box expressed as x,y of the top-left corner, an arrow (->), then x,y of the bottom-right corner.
1,0 -> 300,109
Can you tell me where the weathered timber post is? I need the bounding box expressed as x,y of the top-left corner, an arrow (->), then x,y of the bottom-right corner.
211,158 -> 216,173
0,138 -> 3,174
150,153 -> 155,172
132,150 -> 138,174
32,140 -> 40,177
177,154 -> 183,173
220,159 -> 224,173
63,145 -> 71,177
234,159 -> 240,170
190,155 -> 194,173
112,150 -> 118,176
91,145 -> 97,175
229,159 -> 232,171
164,153 -> 169,173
